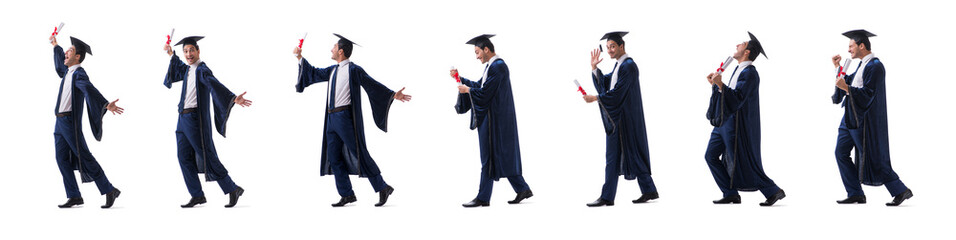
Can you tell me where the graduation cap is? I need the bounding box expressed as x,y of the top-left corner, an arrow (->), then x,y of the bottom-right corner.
333,33 -> 361,47
174,36 -> 204,48
70,37 -> 92,56
600,31 -> 628,45
842,29 -> 876,39
747,31 -> 767,59
466,34 -> 495,45
466,34 -> 496,52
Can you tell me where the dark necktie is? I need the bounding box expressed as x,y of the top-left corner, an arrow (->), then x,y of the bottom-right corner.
328,66 -> 339,111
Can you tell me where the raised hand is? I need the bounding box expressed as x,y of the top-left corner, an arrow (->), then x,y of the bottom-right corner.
293,47 -> 302,60
583,95 -> 598,103
164,44 -> 173,56
234,91 -> 253,107
832,54 -> 842,68
107,99 -> 124,115
591,48 -> 604,70
50,35 -> 58,46
394,87 -> 412,102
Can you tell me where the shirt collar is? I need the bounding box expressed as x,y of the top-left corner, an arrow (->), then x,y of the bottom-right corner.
189,59 -> 202,68
861,53 -> 876,65
737,60 -> 753,70
338,59 -> 351,68
615,53 -> 630,63
68,64 -> 81,72
485,55 -> 500,65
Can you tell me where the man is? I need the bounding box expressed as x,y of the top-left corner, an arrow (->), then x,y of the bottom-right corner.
830,29 -> 913,206
451,34 -> 533,208
293,34 -> 411,207
704,32 -> 786,206
163,36 -> 252,208
48,35 -> 124,209
582,31 -> 658,207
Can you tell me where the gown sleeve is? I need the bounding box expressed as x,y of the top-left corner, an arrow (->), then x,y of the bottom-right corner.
296,58 -> 335,93
73,70 -> 109,141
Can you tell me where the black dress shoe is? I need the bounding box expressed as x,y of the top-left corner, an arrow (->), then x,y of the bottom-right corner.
836,195 -> 867,204
586,198 -> 614,207
507,190 -> 533,204
58,197 -> 84,208
101,188 -> 121,209
760,190 -> 786,206
886,189 -> 913,206
331,195 -> 357,207
225,186 -> 244,208
632,192 -> 659,204
181,196 -> 207,208
713,195 -> 741,204
462,199 -> 490,208
375,185 -> 394,207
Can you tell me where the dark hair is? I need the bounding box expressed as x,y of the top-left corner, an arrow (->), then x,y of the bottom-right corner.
745,41 -> 760,61
183,43 -> 200,52
850,36 -> 871,51
77,51 -> 86,63
475,38 -> 495,53
337,39 -> 353,58
607,36 -> 625,48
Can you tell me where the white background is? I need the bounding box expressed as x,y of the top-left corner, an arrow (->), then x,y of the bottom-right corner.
1,0 -> 952,239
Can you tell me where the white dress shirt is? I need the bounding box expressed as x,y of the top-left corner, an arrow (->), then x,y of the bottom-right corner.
58,64 -> 81,113
851,53 -> 876,89
728,61 -> 753,90
481,55 -> 501,87
183,60 -> 202,109
330,59 -> 352,108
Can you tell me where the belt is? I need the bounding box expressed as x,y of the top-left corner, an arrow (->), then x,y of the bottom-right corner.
55,112 -> 72,117
180,108 -> 197,114
328,105 -> 351,114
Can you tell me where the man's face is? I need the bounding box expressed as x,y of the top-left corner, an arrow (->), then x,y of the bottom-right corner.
183,45 -> 199,65
733,41 -> 750,61
64,46 -> 79,65
606,40 -> 622,59
475,46 -> 491,63
330,43 -> 342,60
848,39 -> 866,59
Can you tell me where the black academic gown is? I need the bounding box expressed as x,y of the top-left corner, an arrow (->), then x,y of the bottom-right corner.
455,58 -> 523,180
164,54 -> 237,181
706,65 -> 776,191
591,57 -> 651,179
53,46 -> 109,183
831,58 -> 899,185
297,59 -> 395,177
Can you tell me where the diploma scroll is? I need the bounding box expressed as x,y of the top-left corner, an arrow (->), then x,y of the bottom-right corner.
715,56 -> 733,74
50,22 -> 64,43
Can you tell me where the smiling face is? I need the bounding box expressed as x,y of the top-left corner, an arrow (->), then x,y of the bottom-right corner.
475,46 -> 493,63
330,43 -> 344,61
606,40 -> 624,59
848,39 -> 867,59
733,41 -> 750,61
183,44 -> 199,65
64,46 -> 80,66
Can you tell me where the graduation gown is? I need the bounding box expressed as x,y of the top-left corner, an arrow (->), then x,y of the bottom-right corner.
705,65 -> 776,191
454,58 -> 523,180
297,58 -> 395,177
831,58 -> 899,186
591,57 -> 651,179
164,54 -> 237,181
52,45 -> 110,183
